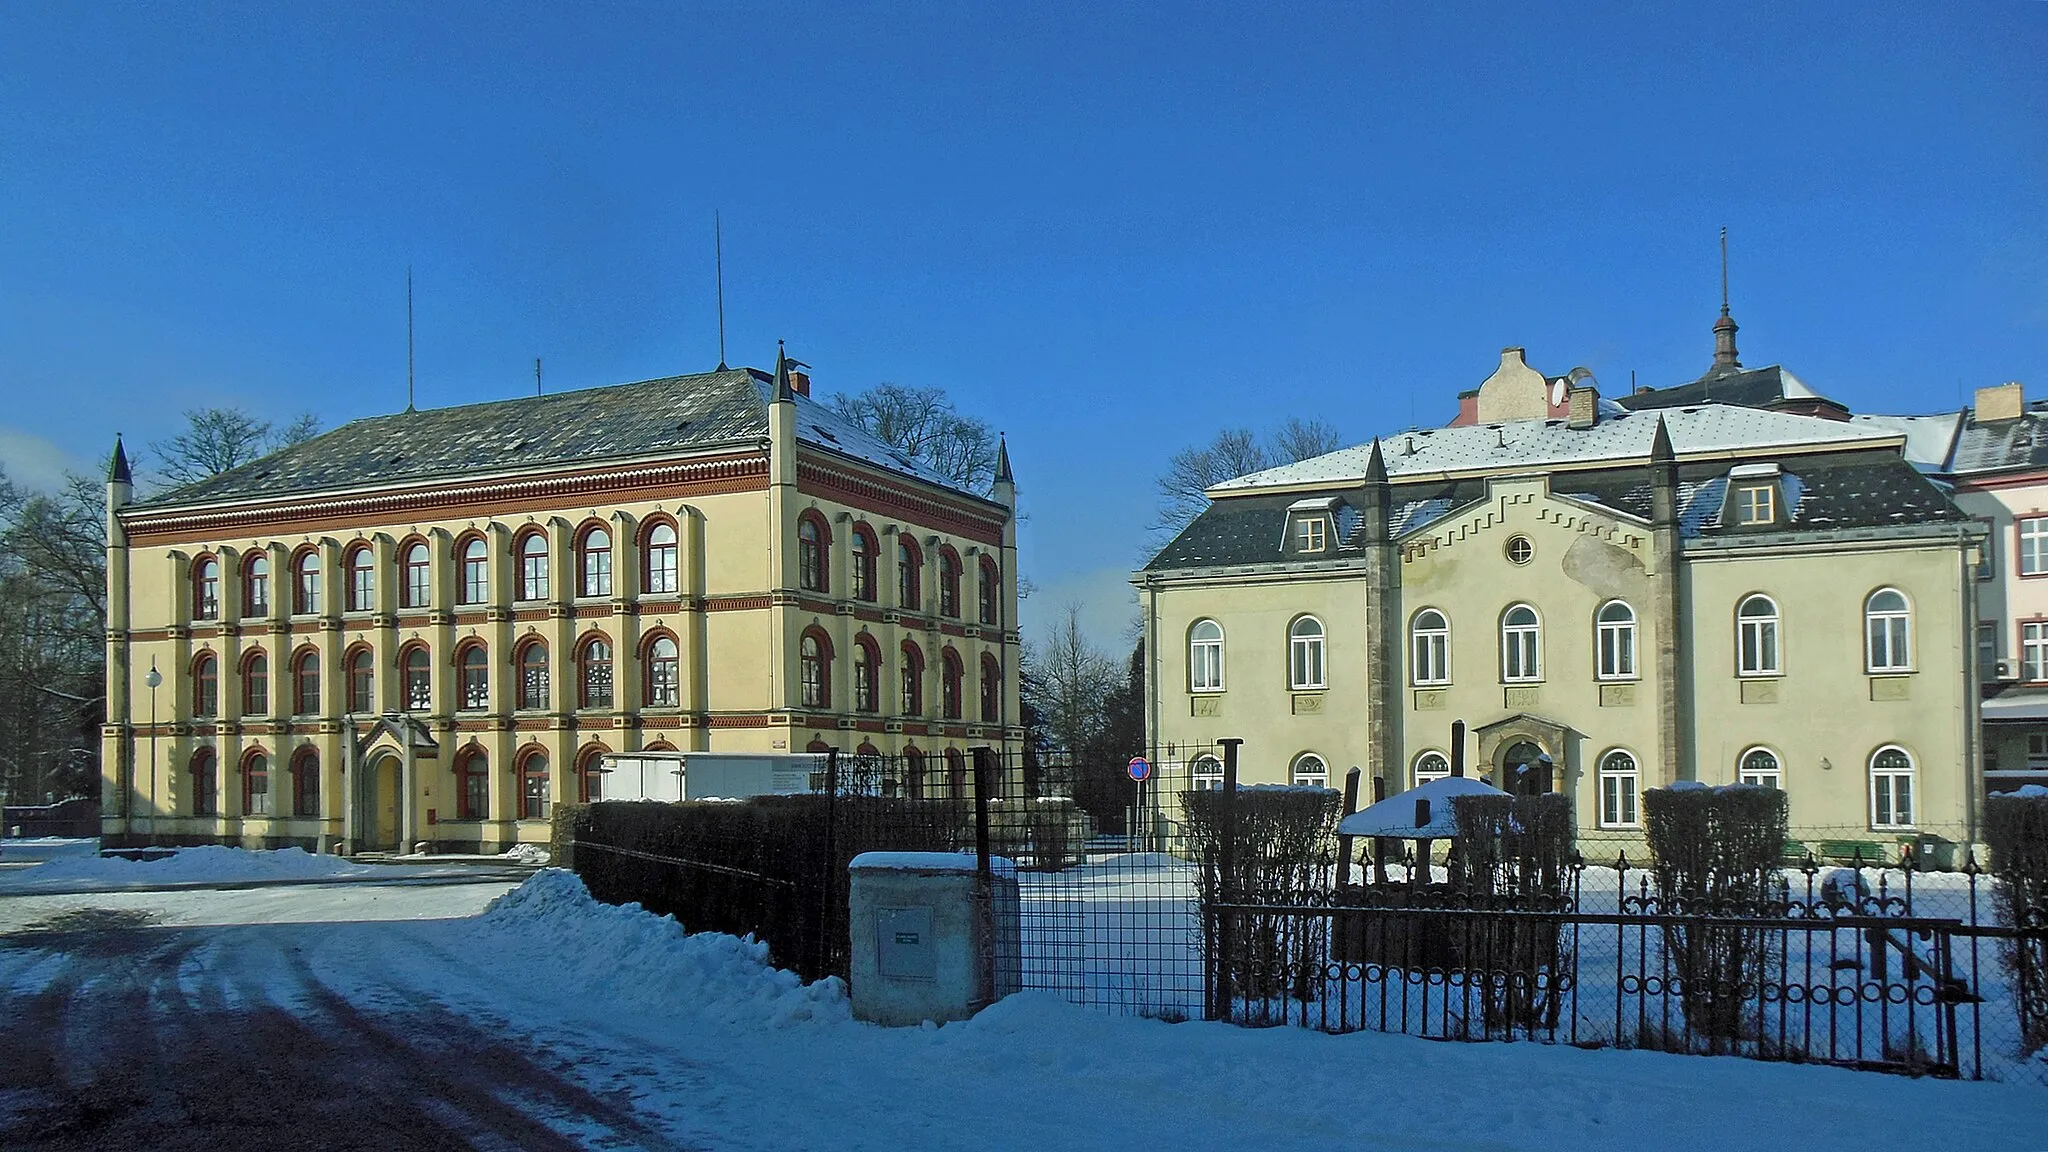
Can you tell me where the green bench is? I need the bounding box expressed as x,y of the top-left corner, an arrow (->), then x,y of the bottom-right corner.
1815,839 -> 1885,865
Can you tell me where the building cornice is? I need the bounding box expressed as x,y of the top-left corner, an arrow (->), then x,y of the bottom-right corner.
796,452 -> 1007,545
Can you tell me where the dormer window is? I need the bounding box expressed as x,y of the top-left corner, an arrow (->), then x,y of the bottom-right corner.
1297,518 -> 1327,553
1736,483 -> 1775,525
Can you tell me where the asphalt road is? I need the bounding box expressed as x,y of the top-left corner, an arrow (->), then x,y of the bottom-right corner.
0,890 -> 694,1152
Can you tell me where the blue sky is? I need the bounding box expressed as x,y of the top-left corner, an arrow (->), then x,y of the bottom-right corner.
3,4 -> 2044,647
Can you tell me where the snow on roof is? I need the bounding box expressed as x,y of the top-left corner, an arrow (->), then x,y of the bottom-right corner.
848,851 -> 1018,876
1287,496 -> 1339,512
1210,404 -> 1896,494
1336,776 -> 1508,839
1847,411 -> 1963,472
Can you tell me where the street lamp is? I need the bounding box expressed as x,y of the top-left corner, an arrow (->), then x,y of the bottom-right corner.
144,661 -> 161,833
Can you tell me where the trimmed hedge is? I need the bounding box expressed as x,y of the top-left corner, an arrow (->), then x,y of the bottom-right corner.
1179,786 -> 1341,901
1446,792 -> 1575,903
1985,790 -> 2048,1051
1642,783 -> 1789,1048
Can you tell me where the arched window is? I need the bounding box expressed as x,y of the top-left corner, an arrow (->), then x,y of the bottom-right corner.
1411,609 -> 1449,686
292,647 -> 320,715
579,526 -> 612,598
458,643 -> 489,712
898,538 -> 922,611
938,549 -> 961,617
242,651 -> 269,717
1289,616 -> 1326,690
1501,604 -> 1541,683
454,746 -> 488,820
346,647 -> 374,713
945,748 -> 967,798
400,542 -> 431,608
516,640 -> 549,710
800,630 -> 832,709
905,746 -> 927,799
290,748 -> 319,818
1189,619 -> 1225,692
941,649 -> 963,720
577,746 -> 607,803
1598,750 -> 1639,828
190,749 -> 218,816
1870,745 -> 1915,829
345,545 -> 374,611
519,750 -> 550,821
458,536 -> 488,604
1595,600 -> 1636,680
798,515 -> 829,594
900,641 -> 925,715
193,557 -> 221,621
645,635 -> 679,707
402,645 -> 432,711
850,525 -> 878,602
1290,753 -> 1328,788
978,556 -> 1001,627
242,751 -> 271,817
517,532 -> 549,601
243,554 -> 270,618
579,636 -> 614,709
1866,588 -> 1912,672
192,653 -> 219,718
1191,754 -> 1224,791
293,550 -> 321,615
854,637 -> 881,713
1737,594 -> 1780,676
980,653 -> 1002,723
1738,747 -> 1781,789
1413,750 -> 1451,785
645,522 -> 679,595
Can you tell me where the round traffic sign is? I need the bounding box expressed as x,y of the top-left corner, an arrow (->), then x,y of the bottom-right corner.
1127,756 -> 1152,782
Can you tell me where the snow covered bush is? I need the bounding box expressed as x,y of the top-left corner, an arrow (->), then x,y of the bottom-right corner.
1984,789 -> 2048,1052
1642,782 -> 1788,1050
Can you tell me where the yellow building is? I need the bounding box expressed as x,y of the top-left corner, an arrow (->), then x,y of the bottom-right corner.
101,353 -> 1022,853
1137,347 -> 1987,858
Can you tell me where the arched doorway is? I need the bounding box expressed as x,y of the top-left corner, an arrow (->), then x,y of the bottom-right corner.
366,752 -> 403,851
1500,740 -> 1553,796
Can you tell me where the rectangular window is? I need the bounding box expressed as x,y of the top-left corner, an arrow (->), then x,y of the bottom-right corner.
2022,517 -> 2048,577
247,767 -> 271,816
1412,633 -> 1448,685
2026,622 -> 2048,682
1600,771 -> 1639,828
460,557 -> 488,604
1190,759 -> 1223,791
1735,484 -> 1776,526
2028,733 -> 2048,769
1597,619 -> 1636,679
405,668 -> 431,712
647,544 -> 678,595
1872,772 -> 1914,829
349,564 -> 374,612
461,668 -> 488,711
1977,521 -> 1996,581
1502,629 -> 1540,682
1979,622 -> 2000,682
1296,518 -> 1326,553
1739,767 -> 1781,790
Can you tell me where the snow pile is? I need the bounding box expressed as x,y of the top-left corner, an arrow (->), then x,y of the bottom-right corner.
0,837 -> 99,862
480,869 -> 848,1028
7,845 -> 376,889
500,843 -> 551,865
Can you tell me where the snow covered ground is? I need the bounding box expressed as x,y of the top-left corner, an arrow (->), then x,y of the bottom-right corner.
0,860 -> 2039,1150
0,843 -> 534,897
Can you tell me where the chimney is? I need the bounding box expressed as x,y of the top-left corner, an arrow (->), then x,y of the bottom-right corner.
789,367 -> 811,398
1567,385 -> 1599,430
1976,382 -> 2024,423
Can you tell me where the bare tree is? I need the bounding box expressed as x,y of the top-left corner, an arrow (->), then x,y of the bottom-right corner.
1155,419 -> 1346,535
0,463 -> 106,802
1271,416 -> 1343,465
1026,603 -> 1123,761
148,407 -> 321,487
829,383 -> 998,495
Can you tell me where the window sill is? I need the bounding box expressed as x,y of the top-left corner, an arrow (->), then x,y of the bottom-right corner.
1736,672 -> 1784,680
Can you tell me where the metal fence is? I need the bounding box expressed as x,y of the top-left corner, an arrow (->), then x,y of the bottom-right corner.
558,742 -> 2048,1083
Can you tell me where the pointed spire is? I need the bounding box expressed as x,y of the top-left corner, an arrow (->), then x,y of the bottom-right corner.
1711,227 -> 1741,373
772,339 -> 794,403
1649,415 -> 1674,464
995,433 -> 1013,484
1363,437 -> 1388,484
108,434 -> 132,485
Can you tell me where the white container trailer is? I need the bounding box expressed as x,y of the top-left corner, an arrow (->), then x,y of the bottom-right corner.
593,751 -> 826,802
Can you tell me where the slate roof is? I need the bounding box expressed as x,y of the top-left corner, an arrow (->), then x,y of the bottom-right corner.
1210,403 -> 1893,493
1614,365 -> 1819,412
1947,400 -> 2048,477
131,367 -> 973,510
1145,448 -> 1968,573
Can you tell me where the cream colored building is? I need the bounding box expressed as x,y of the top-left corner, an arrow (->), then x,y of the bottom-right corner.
101,354 -> 1022,853
1136,347 -> 1987,858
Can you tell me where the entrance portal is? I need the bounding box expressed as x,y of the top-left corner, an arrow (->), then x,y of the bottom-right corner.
1500,740 -> 1553,796
366,753 -> 402,852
